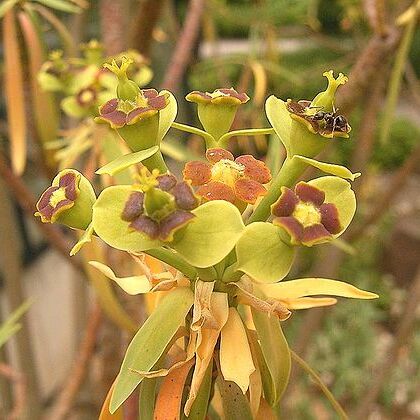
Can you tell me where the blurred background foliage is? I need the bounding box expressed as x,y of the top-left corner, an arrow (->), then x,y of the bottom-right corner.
0,0 -> 419,419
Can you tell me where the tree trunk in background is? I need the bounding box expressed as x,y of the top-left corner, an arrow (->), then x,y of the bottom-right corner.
130,0 -> 165,57
0,179 -> 42,419
99,0 -> 128,55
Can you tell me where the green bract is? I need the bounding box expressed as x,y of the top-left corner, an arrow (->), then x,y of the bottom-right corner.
252,309 -> 291,406
172,200 -> 245,268
236,222 -> 295,283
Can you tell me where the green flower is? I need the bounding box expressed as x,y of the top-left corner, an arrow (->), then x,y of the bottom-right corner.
35,169 -> 96,230
186,88 -> 249,141
120,169 -> 199,242
95,58 -> 169,152
271,176 -> 356,246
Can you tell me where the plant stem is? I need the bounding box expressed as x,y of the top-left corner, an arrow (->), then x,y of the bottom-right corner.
145,248 -> 197,280
171,122 -> 217,148
248,157 -> 306,223
143,151 -> 168,174
290,351 -> 349,420
218,127 -> 275,147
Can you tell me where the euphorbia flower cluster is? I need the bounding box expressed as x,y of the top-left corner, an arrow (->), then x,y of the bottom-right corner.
35,62 -> 377,419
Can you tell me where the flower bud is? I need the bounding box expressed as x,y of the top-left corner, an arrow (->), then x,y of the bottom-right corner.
35,169 -> 96,230
104,57 -> 140,101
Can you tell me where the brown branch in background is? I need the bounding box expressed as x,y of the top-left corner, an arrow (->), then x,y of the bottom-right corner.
0,152 -> 83,272
363,0 -> 389,37
350,66 -> 388,174
46,304 -> 102,420
0,177 -> 42,419
337,30 -> 400,115
0,364 -> 26,420
99,0 -> 127,55
348,142 -> 420,241
354,263 -> 420,418
130,0 -> 164,57
161,0 -> 206,92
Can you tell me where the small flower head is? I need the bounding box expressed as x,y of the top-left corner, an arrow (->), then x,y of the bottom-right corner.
183,148 -> 271,208
271,181 -> 342,246
285,71 -> 351,139
186,88 -> 249,140
121,169 -> 199,242
35,169 -> 96,230
81,39 -> 104,65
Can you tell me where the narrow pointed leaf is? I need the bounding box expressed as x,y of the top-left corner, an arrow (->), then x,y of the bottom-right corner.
259,278 -> 378,300
184,360 -> 213,420
220,308 -> 255,393
96,146 -> 159,176
294,155 -> 360,181
33,0 -> 81,13
3,9 -> 27,174
138,378 -> 158,420
110,287 -> 194,413
88,261 -> 151,295
0,300 -> 31,349
99,382 -> 123,420
251,309 -> 290,406
18,10 -> 59,163
154,359 -> 194,420
82,242 -> 138,334
29,3 -> 75,55
217,376 -> 253,420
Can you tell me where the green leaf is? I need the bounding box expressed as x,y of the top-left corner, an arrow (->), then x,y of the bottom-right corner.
217,375 -> 253,420
293,155 -> 360,181
236,222 -> 294,283
93,185 -> 162,253
0,0 -> 19,18
251,309 -> 290,406
172,201 -> 245,268
308,176 -> 356,236
138,378 -> 158,420
96,146 -> 159,176
158,90 -> 177,142
110,287 -> 194,413
0,301 -> 31,349
184,360 -> 213,420
33,0 -> 81,13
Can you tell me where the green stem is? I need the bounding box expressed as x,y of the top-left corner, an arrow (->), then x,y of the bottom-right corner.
143,150 -> 168,173
196,266 -> 218,281
171,122 -> 217,148
248,157 -> 305,223
221,263 -> 242,283
145,248 -> 197,280
218,127 -> 275,147
291,351 -> 349,420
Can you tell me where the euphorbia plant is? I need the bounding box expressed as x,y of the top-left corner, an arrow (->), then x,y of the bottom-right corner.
35,63 -> 377,418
